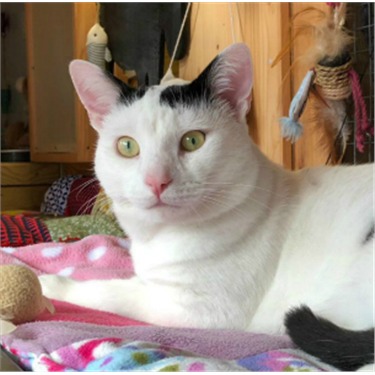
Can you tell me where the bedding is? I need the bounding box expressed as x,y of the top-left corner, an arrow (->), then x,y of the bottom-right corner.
1,176 -> 124,247
1,214 -> 124,247
0,234 -> 339,371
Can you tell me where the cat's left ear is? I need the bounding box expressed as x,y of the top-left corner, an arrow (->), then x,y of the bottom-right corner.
209,43 -> 254,122
69,60 -> 121,131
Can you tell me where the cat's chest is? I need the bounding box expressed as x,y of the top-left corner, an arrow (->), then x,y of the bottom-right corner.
130,227 -> 224,278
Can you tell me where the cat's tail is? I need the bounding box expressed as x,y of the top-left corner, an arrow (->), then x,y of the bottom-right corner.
284,305 -> 374,371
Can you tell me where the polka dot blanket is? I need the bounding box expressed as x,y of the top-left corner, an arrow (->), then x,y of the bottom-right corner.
0,235 -> 338,371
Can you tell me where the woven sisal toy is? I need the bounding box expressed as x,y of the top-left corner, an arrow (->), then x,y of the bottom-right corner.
275,3 -> 373,163
0,265 -> 55,334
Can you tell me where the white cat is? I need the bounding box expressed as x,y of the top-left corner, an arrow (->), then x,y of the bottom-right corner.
40,43 -> 373,369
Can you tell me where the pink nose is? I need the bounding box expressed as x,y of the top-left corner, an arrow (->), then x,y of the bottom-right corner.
145,175 -> 172,198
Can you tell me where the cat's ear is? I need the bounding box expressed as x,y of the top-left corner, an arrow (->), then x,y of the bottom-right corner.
69,60 -> 121,130
207,43 -> 254,122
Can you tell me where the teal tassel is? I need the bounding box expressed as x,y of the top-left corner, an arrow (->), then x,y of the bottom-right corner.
280,69 -> 315,143
280,117 -> 303,143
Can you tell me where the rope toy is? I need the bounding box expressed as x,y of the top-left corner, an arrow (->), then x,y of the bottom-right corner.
0,265 -> 55,334
276,2 -> 373,161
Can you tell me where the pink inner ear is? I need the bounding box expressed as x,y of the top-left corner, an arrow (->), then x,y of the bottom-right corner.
213,43 -> 254,121
69,60 -> 120,130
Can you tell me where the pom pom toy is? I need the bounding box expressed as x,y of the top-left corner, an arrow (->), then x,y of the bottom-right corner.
0,265 -> 55,334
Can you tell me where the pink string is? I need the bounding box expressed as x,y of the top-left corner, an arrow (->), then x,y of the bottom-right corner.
326,2 -> 341,8
348,68 -> 373,153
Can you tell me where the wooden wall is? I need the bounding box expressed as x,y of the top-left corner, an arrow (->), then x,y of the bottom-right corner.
179,3 -> 292,168
179,2 -> 332,169
290,2 -> 330,168
1,162 -> 94,212
1,163 -> 60,211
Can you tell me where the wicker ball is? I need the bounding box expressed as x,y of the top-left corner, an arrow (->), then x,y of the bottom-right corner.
0,265 -> 47,324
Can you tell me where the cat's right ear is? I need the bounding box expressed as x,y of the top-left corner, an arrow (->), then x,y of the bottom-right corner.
69,60 -> 121,131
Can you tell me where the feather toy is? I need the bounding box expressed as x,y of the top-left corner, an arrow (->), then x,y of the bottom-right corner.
277,3 -> 373,164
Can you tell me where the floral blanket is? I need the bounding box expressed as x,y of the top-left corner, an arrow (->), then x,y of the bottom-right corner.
2,322 -> 337,372
0,234 -> 338,372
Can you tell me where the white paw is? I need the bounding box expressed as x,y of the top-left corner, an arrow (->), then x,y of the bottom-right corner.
38,274 -> 72,301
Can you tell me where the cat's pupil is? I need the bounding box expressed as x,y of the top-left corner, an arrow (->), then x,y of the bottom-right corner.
191,138 -> 196,145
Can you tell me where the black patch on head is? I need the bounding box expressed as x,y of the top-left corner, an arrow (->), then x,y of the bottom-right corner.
285,305 -> 374,371
105,71 -> 148,105
363,223 -> 374,245
160,57 -> 218,108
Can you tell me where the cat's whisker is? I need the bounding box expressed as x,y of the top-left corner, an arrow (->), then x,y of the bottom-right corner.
200,194 -> 250,221
75,192 -> 102,216
70,176 -> 97,197
200,187 -> 273,213
200,182 -> 285,198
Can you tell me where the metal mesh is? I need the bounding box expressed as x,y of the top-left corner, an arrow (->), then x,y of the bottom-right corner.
342,2 -> 374,164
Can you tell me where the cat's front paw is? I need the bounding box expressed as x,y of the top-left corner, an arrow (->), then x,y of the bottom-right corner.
39,274 -> 73,301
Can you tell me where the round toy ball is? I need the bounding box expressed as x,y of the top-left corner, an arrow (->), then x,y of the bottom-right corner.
0,265 -> 54,324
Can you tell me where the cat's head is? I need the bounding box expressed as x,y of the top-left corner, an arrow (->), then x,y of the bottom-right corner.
70,43 -> 258,226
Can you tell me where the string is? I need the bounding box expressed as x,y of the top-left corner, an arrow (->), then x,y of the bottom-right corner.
167,3 -> 192,72
228,3 -> 236,43
96,2 -> 100,24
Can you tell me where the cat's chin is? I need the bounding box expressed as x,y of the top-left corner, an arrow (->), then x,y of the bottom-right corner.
130,198 -> 204,225
136,204 -> 188,224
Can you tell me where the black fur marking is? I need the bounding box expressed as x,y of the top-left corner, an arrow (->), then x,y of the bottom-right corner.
159,57 -> 217,108
106,72 -> 148,105
363,224 -> 374,245
285,305 -> 374,371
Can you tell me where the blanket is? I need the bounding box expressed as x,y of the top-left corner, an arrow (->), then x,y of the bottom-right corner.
0,235 -> 338,372
2,322 -> 336,372
1,214 -> 125,247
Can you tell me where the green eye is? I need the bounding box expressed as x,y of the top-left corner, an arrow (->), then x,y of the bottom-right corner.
117,136 -> 140,158
181,130 -> 205,152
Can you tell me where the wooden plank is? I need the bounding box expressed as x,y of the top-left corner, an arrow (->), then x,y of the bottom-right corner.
239,3 -> 292,168
62,163 -> 94,176
1,162 -> 60,186
291,2 -> 331,168
73,2 -> 97,163
26,3 -> 97,163
179,3 -> 292,168
26,3 -> 76,157
1,186 -> 49,211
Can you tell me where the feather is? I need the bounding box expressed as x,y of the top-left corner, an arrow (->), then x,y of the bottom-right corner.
275,4 -> 363,162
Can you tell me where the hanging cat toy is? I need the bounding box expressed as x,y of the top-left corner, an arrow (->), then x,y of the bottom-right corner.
86,4 -> 112,70
277,3 -> 373,163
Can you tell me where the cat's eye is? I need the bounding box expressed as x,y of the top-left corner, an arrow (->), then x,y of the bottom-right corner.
181,130 -> 205,152
117,136 -> 140,158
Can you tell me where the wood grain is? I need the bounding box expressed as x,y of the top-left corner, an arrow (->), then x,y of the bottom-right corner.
179,3 -> 292,168
290,2 -> 331,168
1,162 -> 60,186
1,186 -> 49,211
26,3 -> 97,163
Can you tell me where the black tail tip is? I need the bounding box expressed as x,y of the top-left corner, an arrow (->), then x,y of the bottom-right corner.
284,305 -> 374,371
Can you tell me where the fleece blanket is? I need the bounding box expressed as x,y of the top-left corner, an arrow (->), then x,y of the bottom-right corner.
1,322 -> 337,372
0,235 -> 338,371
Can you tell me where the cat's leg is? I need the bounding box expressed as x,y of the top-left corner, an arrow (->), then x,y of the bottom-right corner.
39,274 -> 186,326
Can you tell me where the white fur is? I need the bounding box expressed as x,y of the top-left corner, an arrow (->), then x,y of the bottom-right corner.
41,44 -> 374,337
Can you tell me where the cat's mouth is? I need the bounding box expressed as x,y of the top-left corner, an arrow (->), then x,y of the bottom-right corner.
149,200 -> 178,209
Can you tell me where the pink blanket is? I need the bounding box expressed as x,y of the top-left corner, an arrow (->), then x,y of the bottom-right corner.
1,235 -> 335,372
0,235 -> 146,326
1,234 -> 133,280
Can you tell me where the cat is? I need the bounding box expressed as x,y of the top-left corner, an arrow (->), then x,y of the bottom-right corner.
39,43 -> 374,370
